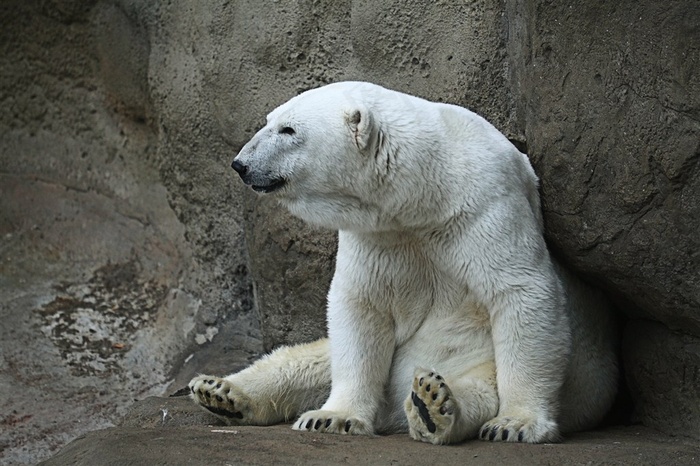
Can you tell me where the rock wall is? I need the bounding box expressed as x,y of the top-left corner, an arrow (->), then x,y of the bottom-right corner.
509,0 -> 700,333
1,0 -> 698,463
507,0 -> 700,434
0,1 -> 261,463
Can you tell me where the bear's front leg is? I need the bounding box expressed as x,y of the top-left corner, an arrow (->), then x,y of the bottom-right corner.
481,282 -> 570,443
293,263 -> 395,436
456,206 -> 572,444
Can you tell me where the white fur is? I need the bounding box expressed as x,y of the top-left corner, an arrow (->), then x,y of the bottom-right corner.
190,82 -> 618,444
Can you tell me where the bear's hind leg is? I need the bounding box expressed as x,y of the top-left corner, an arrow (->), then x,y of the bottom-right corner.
189,338 -> 331,426
404,364 -> 498,445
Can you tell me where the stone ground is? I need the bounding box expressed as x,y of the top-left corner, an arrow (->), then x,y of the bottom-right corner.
39,395 -> 700,466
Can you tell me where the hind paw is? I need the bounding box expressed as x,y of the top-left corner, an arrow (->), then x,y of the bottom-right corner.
188,375 -> 253,424
404,370 -> 457,444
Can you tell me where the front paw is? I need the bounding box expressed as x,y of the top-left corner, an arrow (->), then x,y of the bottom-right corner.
292,410 -> 373,436
479,414 -> 560,443
189,375 -> 253,424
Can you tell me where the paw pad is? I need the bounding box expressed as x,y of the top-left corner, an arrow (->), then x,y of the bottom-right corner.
188,375 -> 251,423
404,370 -> 457,444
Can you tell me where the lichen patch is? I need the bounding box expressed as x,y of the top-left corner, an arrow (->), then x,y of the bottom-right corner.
36,261 -> 168,377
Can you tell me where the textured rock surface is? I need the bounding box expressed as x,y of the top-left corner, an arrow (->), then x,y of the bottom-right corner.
509,0 -> 700,332
2,0 -> 699,464
0,1 -> 260,464
246,197 -> 335,351
0,3 -> 188,463
506,0 -> 700,437
623,320 -> 700,437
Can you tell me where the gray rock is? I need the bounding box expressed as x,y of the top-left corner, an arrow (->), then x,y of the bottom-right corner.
0,1 -> 257,464
118,395 -> 224,429
506,1 -> 700,438
246,197 -> 335,351
624,320 -> 700,437
508,0 -> 700,334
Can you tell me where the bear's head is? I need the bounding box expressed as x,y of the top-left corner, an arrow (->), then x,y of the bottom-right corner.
232,82 -> 400,231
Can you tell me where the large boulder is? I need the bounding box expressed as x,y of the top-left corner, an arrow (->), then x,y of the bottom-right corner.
509,0 -> 700,333
507,0 -> 700,434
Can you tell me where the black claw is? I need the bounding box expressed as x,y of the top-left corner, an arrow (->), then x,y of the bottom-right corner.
298,420 -> 304,429
439,383 -> 445,388
207,379 -> 214,384
419,377 -> 424,386
305,419 -> 314,430
216,383 -> 222,389
439,405 -> 448,415
190,386 -> 195,393
429,372 -> 434,377
436,375 -> 443,380
432,392 -> 438,401
204,391 -> 211,398
325,419 -> 332,428
344,420 -> 352,433
502,429 -> 509,441
480,425 -> 490,439
489,426 -> 498,441
518,431 -> 524,442
425,384 -> 431,392
314,419 -> 322,430
215,395 -> 223,402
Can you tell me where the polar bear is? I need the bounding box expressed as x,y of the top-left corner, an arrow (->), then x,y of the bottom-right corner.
189,81 -> 618,444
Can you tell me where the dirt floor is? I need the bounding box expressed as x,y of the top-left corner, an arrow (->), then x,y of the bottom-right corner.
38,395 -> 700,466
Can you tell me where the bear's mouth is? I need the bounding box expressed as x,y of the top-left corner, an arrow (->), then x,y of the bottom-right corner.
251,178 -> 286,194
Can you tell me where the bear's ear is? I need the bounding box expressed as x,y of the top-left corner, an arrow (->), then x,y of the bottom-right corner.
345,107 -> 374,151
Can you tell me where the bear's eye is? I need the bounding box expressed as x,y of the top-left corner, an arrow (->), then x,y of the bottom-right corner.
279,126 -> 296,135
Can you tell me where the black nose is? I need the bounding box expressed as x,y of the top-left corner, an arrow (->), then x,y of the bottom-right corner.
231,159 -> 248,177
